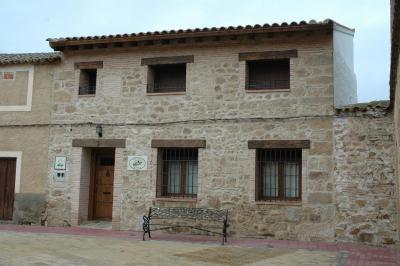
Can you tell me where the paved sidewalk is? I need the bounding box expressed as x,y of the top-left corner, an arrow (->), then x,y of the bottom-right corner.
0,224 -> 399,265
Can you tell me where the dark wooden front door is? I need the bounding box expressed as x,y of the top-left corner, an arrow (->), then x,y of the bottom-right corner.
93,154 -> 114,220
0,158 -> 16,220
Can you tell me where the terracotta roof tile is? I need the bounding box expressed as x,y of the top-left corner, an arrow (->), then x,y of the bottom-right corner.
47,19 -> 351,45
335,100 -> 390,114
0,52 -> 61,65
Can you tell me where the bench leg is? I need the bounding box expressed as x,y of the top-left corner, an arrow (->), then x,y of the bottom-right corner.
222,219 -> 228,245
142,215 -> 151,241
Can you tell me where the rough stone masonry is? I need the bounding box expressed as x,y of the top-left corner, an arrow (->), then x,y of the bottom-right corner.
0,18 -> 398,247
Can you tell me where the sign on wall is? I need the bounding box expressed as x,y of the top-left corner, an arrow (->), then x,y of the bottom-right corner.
54,156 -> 66,170
127,155 -> 148,171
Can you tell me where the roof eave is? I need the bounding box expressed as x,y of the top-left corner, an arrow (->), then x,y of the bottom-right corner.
48,23 -> 334,51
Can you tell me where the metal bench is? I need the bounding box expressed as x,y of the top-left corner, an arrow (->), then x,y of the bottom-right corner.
142,207 -> 229,245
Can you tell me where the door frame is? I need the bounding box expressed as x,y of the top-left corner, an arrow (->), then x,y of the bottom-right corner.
88,148 -> 115,220
0,151 -> 21,220
0,151 -> 21,194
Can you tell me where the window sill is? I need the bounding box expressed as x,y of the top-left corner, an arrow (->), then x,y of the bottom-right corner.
245,89 -> 290,93
78,94 -> 96,97
155,197 -> 197,203
147,91 -> 186,96
255,201 -> 302,206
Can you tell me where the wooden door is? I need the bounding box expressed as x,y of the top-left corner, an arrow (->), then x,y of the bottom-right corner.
93,156 -> 114,220
0,158 -> 16,220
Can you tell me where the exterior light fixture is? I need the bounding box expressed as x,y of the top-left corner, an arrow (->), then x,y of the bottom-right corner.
96,124 -> 103,138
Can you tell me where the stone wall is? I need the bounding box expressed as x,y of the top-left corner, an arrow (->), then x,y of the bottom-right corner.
334,110 -> 398,246
45,32 -> 399,246
13,193 -> 46,225
47,35 -> 339,239
51,35 -> 334,125
47,116 -> 335,241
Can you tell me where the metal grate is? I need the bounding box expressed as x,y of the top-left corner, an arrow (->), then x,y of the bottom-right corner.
246,59 -> 290,90
147,83 -> 186,93
246,79 -> 290,90
256,149 -> 301,201
147,63 -> 186,93
78,85 -> 96,95
79,69 -> 97,95
156,148 -> 198,198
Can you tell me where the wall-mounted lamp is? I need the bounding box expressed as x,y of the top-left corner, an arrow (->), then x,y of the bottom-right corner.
96,124 -> 103,138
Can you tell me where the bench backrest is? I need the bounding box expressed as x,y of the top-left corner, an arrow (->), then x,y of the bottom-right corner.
150,207 -> 227,222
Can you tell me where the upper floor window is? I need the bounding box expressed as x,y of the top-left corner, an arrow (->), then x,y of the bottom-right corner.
79,69 -> 97,95
147,64 -> 186,93
74,61 -> 103,96
239,50 -> 297,91
141,55 -> 194,94
1,72 -> 15,80
246,59 -> 290,90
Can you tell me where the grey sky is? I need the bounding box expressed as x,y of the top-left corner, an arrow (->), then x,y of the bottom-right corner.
0,0 -> 390,103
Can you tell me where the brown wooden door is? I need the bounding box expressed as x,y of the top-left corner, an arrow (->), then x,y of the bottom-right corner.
0,158 -> 16,220
94,156 -> 114,220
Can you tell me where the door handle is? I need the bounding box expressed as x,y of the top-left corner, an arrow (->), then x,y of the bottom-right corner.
103,192 -> 111,195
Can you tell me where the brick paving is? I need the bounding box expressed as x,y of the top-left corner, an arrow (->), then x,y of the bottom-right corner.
0,224 -> 398,265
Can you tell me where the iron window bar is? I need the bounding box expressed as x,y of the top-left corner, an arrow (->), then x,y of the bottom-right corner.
156,148 -> 198,198
246,79 -> 290,90
147,83 -> 186,93
256,148 -> 302,202
79,85 -> 96,95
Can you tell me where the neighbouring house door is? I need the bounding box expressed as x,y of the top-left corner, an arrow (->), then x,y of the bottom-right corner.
93,155 -> 114,220
0,158 -> 16,220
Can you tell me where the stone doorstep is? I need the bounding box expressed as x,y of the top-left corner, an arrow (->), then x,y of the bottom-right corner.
0,224 -> 398,265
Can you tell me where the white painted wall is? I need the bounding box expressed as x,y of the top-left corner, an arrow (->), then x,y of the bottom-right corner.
333,25 -> 358,106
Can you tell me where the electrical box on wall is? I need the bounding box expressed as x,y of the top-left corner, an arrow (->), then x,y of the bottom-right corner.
53,171 -> 66,182
53,156 -> 67,182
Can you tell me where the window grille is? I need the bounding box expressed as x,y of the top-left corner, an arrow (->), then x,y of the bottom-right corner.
147,64 -> 186,93
156,148 -> 198,198
256,149 -> 301,201
79,69 -> 97,95
246,59 -> 290,90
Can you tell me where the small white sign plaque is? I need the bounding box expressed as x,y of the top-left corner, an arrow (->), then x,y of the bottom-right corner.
127,155 -> 148,171
54,156 -> 66,170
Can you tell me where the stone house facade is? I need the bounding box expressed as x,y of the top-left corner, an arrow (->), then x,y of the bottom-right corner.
0,11 -> 399,247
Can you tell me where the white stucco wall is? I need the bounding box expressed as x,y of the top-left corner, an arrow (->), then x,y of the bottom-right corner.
333,25 -> 357,106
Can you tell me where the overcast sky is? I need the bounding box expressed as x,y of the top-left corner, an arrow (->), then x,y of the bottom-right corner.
0,0 -> 390,103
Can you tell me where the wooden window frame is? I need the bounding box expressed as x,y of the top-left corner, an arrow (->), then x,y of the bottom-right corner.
245,59 -> 290,91
156,148 -> 198,199
255,148 -> 302,202
142,55 -> 193,94
75,61 -> 102,96
78,68 -> 97,95
240,50 -> 297,92
146,63 -> 187,93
